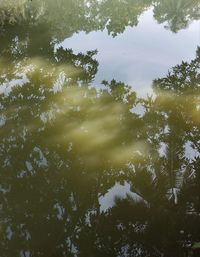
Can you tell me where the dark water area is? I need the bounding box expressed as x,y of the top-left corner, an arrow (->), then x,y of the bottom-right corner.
0,1 -> 200,256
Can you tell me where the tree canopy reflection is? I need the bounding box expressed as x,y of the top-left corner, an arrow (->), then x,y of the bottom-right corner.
0,16 -> 200,254
0,1 -> 200,256
0,0 -> 200,40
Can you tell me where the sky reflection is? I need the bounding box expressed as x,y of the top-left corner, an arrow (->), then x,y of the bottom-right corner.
57,9 -> 200,96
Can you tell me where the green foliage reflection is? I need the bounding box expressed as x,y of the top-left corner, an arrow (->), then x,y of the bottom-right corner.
0,29 -> 200,255
0,0 -> 199,38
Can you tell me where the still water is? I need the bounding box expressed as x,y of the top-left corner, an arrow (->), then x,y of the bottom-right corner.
0,1 -> 200,256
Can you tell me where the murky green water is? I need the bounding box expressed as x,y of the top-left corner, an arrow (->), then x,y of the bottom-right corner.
0,1 -> 200,256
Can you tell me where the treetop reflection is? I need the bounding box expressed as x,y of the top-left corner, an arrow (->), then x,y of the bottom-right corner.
0,1 -> 200,257
0,32 -> 200,256
0,0 -> 200,40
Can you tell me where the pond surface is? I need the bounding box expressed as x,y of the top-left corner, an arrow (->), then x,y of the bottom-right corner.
0,1 -> 200,257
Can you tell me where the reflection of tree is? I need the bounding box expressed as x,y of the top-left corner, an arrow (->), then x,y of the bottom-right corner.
0,43 -> 141,256
153,47 -> 200,202
0,0 -> 199,39
1,3 -> 200,254
1,45 -> 200,256
0,0 -> 151,40
0,48 -> 99,257
103,48 -> 200,257
153,0 -> 200,32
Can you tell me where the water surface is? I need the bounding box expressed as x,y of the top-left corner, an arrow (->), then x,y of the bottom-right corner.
0,1 -> 200,257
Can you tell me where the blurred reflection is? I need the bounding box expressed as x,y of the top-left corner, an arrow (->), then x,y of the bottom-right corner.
0,0 -> 200,39
0,36 -> 200,257
0,1 -> 200,257
153,0 -> 200,32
